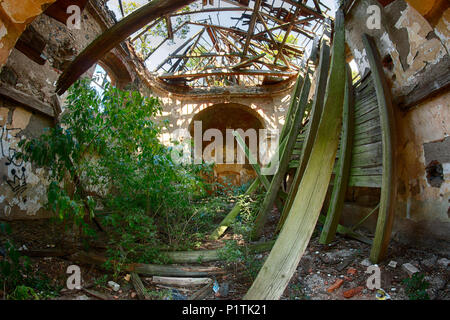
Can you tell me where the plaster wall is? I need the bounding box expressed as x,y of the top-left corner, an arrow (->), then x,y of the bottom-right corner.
345,0 -> 450,250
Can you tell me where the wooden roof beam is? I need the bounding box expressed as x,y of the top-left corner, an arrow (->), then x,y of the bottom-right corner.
283,0 -> 325,19
165,16 -> 174,40
159,68 -> 297,80
242,0 -> 262,56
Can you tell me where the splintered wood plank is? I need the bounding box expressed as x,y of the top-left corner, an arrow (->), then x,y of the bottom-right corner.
56,0 -> 195,94
363,34 -> 396,264
244,9 -> 345,300
277,38 -> 331,232
319,64 -> 354,244
250,69 -> 312,241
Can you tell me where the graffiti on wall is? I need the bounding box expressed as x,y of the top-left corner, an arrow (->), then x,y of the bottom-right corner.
1,126 -> 27,196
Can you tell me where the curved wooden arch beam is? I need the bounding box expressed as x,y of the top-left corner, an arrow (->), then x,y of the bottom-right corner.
362,34 -> 397,264
55,0 -> 195,95
244,9 -> 345,300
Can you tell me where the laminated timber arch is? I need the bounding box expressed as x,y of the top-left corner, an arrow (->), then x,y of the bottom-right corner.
244,8 -> 346,300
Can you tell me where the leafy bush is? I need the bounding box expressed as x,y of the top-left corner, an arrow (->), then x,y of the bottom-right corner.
217,239 -> 264,281
17,80 -> 214,269
402,273 -> 430,300
0,223 -> 59,299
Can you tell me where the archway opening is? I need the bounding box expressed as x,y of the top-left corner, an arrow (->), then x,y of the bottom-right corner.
188,103 -> 265,190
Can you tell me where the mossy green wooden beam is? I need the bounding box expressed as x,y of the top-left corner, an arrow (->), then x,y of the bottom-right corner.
276,38 -> 331,232
251,70 -> 312,241
209,73 -> 304,241
209,178 -> 260,240
233,131 -> 287,206
319,64 -> 354,244
280,75 -> 304,142
209,135 -> 289,241
362,34 -> 397,264
244,9 -> 345,300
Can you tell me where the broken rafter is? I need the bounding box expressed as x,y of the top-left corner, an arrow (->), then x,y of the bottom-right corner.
188,21 -> 305,57
169,52 -> 243,59
252,17 -> 316,39
155,28 -> 205,71
231,53 -> 266,70
159,68 -> 296,80
242,0 -> 263,56
131,18 -> 162,43
144,21 -> 188,60
283,0 -> 325,20
274,6 -> 301,64
56,0 -> 196,95
165,16 -> 174,40
170,6 -> 248,17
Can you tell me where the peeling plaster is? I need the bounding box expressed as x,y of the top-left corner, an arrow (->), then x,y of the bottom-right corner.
353,48 -> 370,76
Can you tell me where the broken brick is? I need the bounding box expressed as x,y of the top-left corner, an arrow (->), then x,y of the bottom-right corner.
343,286 -> 364,298
327,279 -> 344,293
347,267 -> 357,275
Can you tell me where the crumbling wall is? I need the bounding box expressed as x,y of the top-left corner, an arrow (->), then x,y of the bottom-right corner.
0,0 -> 57,68
0,1 -> 143,220
345,0 -> 450,250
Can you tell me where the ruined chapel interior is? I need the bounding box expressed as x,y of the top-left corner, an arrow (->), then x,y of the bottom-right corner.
0,0 -> 449,302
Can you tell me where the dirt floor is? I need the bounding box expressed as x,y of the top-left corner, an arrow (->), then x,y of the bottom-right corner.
1,217 -> 449,300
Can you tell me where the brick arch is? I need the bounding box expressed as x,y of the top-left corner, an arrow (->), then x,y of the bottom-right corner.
187,102 -> 268,187
98,50 -> 133,90
188,102 -> 266,137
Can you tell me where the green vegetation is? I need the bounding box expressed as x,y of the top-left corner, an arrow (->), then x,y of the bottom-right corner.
14,80 -> 257,284
0,222 -> 61,299
217,191 -> 265,281
402,273 -> 430,300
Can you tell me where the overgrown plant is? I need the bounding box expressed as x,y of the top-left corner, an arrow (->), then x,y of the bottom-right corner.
17,80 -> 211,270
0,223 -> 59,299
217,190 -> 265,281
402,273 -> 430,300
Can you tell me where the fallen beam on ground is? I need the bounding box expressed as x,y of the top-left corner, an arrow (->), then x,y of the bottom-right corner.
163,241 -> 275,264
151,277 -> 212,287
68,251 -> 225,277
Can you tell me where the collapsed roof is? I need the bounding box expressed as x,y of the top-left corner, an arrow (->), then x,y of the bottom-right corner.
56,0 -> 334,93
